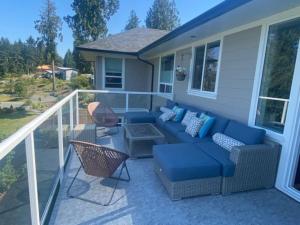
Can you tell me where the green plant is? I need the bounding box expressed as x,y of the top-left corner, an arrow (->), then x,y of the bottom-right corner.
70,75 -> 91,90
14,81 -> 28,97
0,152 -> 20,193
24,99 -> 33,106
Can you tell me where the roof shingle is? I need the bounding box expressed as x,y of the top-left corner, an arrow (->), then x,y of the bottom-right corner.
77,28 -> 168,54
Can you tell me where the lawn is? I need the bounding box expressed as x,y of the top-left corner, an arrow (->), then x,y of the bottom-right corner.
0,111 -> 37,141
0,95 -> 22,102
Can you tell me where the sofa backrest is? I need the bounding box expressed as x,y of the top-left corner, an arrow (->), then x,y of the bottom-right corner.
206,112 -> 230,136
224,120 -> 266,145
166,100 -> 204,116
166,99 -> 177,109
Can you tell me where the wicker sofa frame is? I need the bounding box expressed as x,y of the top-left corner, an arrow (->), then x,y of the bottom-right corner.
154,161 -> 221,200
222,140 -> 281,194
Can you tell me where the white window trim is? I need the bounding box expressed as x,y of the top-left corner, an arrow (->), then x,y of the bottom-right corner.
158,52 -> 176,98
248,12 -> 300,203
187,38 -> 223,99
102,56 -> 125,90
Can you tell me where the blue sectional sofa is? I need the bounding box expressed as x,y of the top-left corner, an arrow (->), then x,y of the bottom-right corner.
124,100 -> 281,200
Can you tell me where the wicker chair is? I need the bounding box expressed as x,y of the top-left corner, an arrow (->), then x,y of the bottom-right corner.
87,102 -> 119,137
67,140 -> 130,206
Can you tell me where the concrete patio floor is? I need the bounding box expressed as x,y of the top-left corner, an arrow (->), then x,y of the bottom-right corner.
49,128 -> 300,225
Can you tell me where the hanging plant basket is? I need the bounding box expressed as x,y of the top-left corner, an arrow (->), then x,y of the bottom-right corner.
176,71 -> 187,81
176,66 -> 187,81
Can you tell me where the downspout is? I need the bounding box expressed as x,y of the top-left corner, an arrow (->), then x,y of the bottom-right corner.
137,55 -> 154,111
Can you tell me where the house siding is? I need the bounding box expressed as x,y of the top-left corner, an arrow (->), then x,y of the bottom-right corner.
95,56 -> 151,91
153,26 -> 262,123
94,56 -> 153,110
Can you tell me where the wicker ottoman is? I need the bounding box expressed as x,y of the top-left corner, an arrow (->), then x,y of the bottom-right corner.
153,143 -> 222,200
72,124 -> 96,143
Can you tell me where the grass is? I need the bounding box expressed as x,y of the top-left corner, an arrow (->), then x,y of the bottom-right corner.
0,111 -> 37,141
0,95 -> 22,102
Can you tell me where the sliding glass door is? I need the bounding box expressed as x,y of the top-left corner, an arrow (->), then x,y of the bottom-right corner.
255,18 -> 300,133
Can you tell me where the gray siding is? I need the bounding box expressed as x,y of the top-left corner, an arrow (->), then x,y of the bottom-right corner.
94,56 -> 153,110
125,59 -> 152,91
95,56 -> 151,92
95,56 -> 103,89
153,26 -> 262,123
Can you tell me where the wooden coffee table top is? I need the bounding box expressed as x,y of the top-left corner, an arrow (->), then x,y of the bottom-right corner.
124,123 -> 164,140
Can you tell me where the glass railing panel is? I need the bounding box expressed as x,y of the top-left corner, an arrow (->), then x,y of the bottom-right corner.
128,94 -> 151,112
34,113 -> 59,216
78,92 -> 126,124
62,102 -> 71,156
152,94 -> 170,112
0,141 -> 31,225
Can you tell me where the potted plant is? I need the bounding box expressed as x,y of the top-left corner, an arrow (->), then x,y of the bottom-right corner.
176,66 -> 187,81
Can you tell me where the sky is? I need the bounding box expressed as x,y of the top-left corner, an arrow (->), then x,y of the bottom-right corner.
0,0 -> 224,57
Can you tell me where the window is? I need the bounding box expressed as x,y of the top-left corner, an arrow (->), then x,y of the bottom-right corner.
255,18 -> 300,133
190,40 -> 221,96
159,54 -> 175,93
104,57 -> 124,89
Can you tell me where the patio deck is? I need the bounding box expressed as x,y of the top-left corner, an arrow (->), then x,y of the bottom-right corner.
49,127 -> 300,225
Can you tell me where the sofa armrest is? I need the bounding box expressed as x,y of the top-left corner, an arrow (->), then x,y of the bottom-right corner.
222,141 -> 281,194
230,143 -> 280,165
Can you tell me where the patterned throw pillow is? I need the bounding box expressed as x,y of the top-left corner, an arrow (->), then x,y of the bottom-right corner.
160,106 -> 171,113
159,111 -> 176,122
212,133 -> 245,151
181,110 -> 197,126
172,106 -> 185,122
185,116 -> 204,137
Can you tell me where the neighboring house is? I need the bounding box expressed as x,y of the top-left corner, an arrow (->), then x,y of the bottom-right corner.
78,0 -> 300,202
57,67 -> 78,80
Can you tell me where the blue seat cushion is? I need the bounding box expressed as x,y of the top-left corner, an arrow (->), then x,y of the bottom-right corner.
224,120 -> 266,145
206,112 -> 229,135
153,143 -> 221,181
155,117 -> 165,129
124,112 -> 156,123
176,132 -> 212,144
196,142 -> 235,177
163,121 -> 186,136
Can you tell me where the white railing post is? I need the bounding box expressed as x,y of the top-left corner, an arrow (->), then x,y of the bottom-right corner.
25,132 -> 41,225
58,108 -> 64,181
125,93 -> 129,112
76,91 -> 79,125
69,98 -> 74,131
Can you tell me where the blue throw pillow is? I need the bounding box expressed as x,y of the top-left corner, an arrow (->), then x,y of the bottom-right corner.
172,106 -> 185,122
198,113 -> 215,138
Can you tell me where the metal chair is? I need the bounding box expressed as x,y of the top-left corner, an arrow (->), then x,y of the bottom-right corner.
87,102 -> 119,137
67,140 -> 130,206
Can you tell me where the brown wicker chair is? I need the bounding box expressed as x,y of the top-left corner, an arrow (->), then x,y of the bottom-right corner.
87,102 -> 119,137
67,140 -> 130,206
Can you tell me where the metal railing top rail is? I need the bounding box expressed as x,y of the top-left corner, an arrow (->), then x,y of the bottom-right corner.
0,90 -> 78,160
0,89 -> 173,160
258,96 -> 289,102
77,89 -> 173,97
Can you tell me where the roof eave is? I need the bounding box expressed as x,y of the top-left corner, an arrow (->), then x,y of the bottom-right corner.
138,0 -> 253,55
76,46 -> 138,56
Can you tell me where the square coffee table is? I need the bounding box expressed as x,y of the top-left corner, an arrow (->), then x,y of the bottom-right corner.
123,123 -> 166,158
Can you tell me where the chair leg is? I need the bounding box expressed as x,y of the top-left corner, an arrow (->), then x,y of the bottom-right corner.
66,165 -> 82,198
104,162 -> 130,206
66,162 -> 130,206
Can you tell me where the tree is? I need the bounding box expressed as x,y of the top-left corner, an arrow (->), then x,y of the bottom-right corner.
145,0 -> 180,31
125,10 -> 140,30
65,0 -> 119,73
35,0 -> 62,91
63,49 -> 75,68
